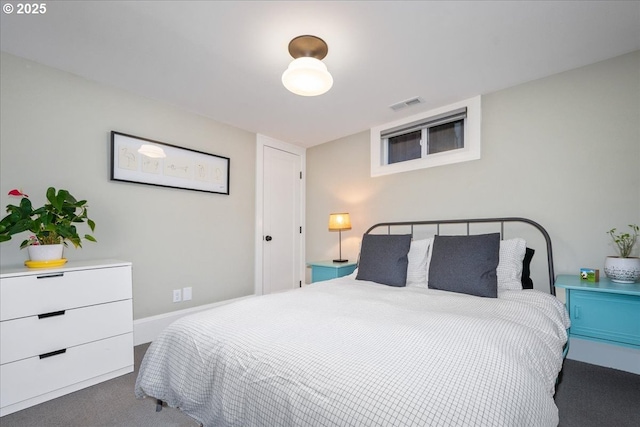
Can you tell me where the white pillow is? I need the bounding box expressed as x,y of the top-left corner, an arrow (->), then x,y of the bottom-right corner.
497,238 -> 527,290
406,238 -> 433,287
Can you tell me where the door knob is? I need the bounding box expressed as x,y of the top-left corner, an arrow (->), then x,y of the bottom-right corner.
265,235 -> 273,241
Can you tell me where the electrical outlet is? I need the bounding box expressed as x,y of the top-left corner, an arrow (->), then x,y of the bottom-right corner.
183,287 -> 192,301
172,289 -> 182,303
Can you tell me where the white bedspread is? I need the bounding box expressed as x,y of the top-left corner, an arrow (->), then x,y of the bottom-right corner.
135,278 -> 570,427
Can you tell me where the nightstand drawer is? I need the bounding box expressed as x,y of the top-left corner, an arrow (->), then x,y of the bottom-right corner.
312,266 -> 348,282
570,290 -> 640,346
308,261 -> 357,283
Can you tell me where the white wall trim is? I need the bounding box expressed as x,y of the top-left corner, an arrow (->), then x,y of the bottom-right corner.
255,134 -> 306,296
133,295 -> 254,345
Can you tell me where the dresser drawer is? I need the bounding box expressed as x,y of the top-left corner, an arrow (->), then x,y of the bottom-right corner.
0,333 -> 133,409
0,265 -> 132,321
0,299 -> 133,365
570,290 -> 640,346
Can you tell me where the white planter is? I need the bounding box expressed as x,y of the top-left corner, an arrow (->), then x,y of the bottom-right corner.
604,256 -> 640,283
27,244 -> 64,261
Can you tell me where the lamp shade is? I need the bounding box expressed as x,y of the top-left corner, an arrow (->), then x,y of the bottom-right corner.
328,213 -> 351,231
282,57 -> 333,97
138,144 -> 166,158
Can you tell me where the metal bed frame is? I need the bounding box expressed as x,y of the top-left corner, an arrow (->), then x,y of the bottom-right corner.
151,217 -> 563,416
364,217 -> 556,295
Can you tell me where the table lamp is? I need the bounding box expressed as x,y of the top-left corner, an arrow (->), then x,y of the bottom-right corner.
328,213 -> 351,263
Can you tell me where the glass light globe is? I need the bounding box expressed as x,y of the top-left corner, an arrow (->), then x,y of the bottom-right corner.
282,57 -> 333,97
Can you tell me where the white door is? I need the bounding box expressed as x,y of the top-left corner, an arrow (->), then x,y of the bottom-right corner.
262,145 -> 302,294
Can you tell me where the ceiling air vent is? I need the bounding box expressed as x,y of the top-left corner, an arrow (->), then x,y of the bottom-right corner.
389,96 -> 424,112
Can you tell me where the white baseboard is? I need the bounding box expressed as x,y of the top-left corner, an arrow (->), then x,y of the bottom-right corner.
133,295 -> 254,346
567,337 -> 640,375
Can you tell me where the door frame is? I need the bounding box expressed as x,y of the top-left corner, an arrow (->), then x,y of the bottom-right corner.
255,134 -> 306,295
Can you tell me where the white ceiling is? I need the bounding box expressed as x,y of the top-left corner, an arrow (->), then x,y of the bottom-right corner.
1,1 -> 639,148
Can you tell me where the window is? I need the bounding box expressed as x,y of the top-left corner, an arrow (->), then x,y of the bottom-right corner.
370,96 -> 481,177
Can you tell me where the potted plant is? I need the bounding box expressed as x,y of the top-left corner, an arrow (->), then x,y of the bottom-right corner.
604,224 -> 640,283
0,187 -> 96,264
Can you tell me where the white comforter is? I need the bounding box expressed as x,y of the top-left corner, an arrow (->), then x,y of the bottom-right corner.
135,278 -> 570,427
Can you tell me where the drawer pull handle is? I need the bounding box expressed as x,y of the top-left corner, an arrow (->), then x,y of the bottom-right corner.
38,310 -> 66,319
36,273 -> 64,280
39,349 -> 66,359
574,305 -> 581,319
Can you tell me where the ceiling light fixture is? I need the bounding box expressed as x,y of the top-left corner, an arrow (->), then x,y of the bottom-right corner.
282,35 -> 333,97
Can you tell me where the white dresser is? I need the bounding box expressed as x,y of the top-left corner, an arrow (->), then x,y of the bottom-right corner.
0,259 -> 133,416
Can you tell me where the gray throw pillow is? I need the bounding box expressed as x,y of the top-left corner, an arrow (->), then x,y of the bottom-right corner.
356,234 -> 412,287
428,233 -> 500,298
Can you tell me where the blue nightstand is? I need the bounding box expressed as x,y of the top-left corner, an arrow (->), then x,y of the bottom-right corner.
307,261 -> 357,283
554,274 -> 640,349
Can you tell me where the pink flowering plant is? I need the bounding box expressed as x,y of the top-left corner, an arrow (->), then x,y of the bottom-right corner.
0,187 -> 96,249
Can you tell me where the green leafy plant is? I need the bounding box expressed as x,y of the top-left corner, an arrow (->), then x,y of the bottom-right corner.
607,224 -> 639,258
0,187 -> 96,249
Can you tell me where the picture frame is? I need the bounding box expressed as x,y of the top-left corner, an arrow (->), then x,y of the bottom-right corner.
110,131 -> 230,195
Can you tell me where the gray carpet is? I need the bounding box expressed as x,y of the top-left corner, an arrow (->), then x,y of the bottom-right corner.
1,343 -> 638,426
1,343 -> 199,427
555,358 -> 640,427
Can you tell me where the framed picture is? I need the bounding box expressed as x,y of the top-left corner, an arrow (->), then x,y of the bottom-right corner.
110,131 -> 230,195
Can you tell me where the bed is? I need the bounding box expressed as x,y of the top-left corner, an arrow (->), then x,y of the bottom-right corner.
135,217 -> 570,427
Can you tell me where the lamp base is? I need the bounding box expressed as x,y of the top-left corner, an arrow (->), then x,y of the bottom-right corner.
333,259 -> 349,263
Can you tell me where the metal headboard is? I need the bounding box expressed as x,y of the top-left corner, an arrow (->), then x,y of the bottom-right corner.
364,217 -> 555,295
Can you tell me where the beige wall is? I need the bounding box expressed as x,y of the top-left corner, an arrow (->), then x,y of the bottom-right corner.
306,51 -> 640,287
3,49 -> 638,317
0,52 -> 257,319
